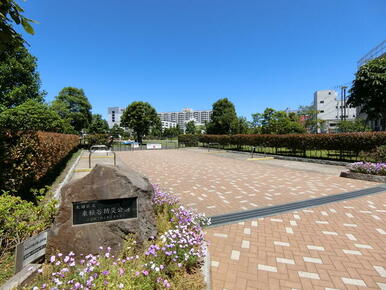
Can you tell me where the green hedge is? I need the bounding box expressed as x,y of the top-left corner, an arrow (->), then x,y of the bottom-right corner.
178,134 -> 200,147
0,131 -> 79,197
179,133 -> 386,152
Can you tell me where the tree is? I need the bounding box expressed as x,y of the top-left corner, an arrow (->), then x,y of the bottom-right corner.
87,114 -> 109,134
0,0 -> 37,49
231,116 -> 250,134
348,56 -> 386,130
297,105 -> 325,133
109,124 -> 125,139
185,121 -> 196,134
206,98 -> 237,134
252,108 -> 306,134
120,101 -> 160,143
0,43 -> 44,112
0,99 -> 74,133
337,119 -> 371,133
51,87 -> 92,133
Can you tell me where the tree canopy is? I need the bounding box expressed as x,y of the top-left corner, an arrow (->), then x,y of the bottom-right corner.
0,99 -> 74,133
251,108 -> 306,134
337,119 -> 370,133
120,101 -> 160,143
348,56 -> 386,129
185,121 -> 196,134
0,43 -> 44,112
51,87 -> 92,133
109,124 -> 125,138
206,98 -> 237,134
87,114 -> 109,134
0,0 -> 37,49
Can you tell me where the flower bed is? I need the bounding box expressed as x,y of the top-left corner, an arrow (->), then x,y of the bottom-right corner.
347,162 -> 386,176
28,185 -> 210,289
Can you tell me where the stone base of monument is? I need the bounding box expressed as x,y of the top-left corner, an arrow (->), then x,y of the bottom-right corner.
46,164 -> 157,257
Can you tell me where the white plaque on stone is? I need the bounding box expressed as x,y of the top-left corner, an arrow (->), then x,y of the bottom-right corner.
15,230 -> 48,273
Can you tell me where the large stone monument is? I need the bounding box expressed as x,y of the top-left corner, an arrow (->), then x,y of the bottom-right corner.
47,164 -> 157,256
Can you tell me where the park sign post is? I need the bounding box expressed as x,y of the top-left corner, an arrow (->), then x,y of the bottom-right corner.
15,230 -> 48,273
146,143 -> 162,149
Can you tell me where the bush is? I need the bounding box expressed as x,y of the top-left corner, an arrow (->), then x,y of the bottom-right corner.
347,162 -> 386,176
178,134 -> 200,147
0,189 -> 57,258
196,132 -> 386,153
360,145 -> 386,162
0,131 -> 79,197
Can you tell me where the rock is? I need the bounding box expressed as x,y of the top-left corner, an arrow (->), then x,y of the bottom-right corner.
46,164 -> 157,257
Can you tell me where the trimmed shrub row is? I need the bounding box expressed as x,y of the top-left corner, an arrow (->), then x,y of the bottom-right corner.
178,134 -> 200,147
0,131 -> 79,197
179,132 -> 386,152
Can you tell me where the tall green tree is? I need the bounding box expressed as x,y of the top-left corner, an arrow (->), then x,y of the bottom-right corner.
348,56 -> 386,130
185,120 -> 196,134
51,87 -> 92,133
0,99 -> 74,133
87,114 -> 109,134
252,108 -> 306,134
109,124 -> 125,138
120,101 -> 160,143
206,98 -> 237,134
232,116 -> 250,134
297,105 -> 325,133
0,0 -> 37,48
0,43 -> 44,112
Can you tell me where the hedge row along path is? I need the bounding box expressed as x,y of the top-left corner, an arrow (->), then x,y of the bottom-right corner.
117,149 -> 386,290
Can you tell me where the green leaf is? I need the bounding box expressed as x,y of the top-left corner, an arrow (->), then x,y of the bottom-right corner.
21,18 -> 34,35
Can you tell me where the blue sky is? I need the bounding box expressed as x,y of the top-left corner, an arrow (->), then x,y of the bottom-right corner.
21,0 -> 385,120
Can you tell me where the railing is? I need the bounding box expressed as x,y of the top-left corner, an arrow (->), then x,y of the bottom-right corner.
88,145 -> 116,168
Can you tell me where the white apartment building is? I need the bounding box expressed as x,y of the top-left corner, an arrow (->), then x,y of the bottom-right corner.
107,107 -> 126,128
158,108 -> 212,130
161,121 -> 177,129
314,90 -> 357,133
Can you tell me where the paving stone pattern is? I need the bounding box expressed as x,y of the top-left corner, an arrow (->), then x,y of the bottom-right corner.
117,149 -> 386,289
118,150 -> 376,216
207,193 -> 386,289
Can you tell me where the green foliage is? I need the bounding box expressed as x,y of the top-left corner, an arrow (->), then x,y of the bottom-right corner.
232,116 -> 250,134
87,114 -> 109,134
198,132 -> 386,153
120,101 -> 160,143
82,134 -> 110,147
348,56 -> 386,128
162,126 -> 182,138
0,189 -> 57,258
178,134 -> 200,147
206,98 -> 237,134
109,124 -> 125,138
185,121 -> 196,134
0,43 -> 44,112
51,87 -> 92,133
0,100 -> 75,133
360,145 -> 386,162
337,119 -> 371,133
0,0 -> 37,48
0,131 -> 79,198
297,105 -> 325,133
252,108 -> 306,134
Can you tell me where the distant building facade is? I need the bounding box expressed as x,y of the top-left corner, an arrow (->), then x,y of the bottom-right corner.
161,121 -> 177,129
158,108 -> 212,131
313,90 -> 357,133
107,107 -> 125,128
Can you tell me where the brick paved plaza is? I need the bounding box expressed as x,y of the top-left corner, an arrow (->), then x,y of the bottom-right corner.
118,149 -> 386,290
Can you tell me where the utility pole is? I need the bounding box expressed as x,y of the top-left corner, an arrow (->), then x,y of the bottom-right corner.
340,87 -> 344,121
342,86 -> 348,121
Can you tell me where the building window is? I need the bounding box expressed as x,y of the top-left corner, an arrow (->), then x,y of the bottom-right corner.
353,115 -> 356,117
320,101 -> 324,104
320,110 -> 324,113
328,92 -> 331,95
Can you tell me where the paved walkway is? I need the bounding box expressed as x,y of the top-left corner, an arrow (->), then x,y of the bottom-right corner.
117,149 -> 377,216
117,149 -> 386,290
